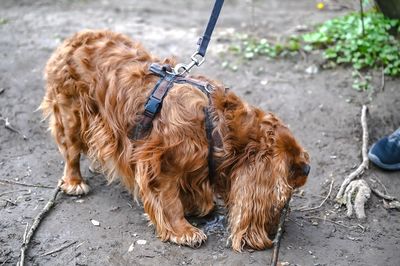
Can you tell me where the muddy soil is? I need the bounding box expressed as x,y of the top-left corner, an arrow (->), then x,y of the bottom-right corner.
1,0 -> 399,265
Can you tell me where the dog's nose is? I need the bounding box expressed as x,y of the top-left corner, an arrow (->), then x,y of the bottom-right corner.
302,164 -> 311,176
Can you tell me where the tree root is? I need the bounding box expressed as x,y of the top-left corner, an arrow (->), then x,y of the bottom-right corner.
344,179 -> 371,219
336,105 -> 369,200
336,105 -> 372,220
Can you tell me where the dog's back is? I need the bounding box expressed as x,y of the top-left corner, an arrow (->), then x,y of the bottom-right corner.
41,30 -> 155,191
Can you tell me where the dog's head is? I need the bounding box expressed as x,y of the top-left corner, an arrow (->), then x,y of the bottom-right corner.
215,90 -> 309,251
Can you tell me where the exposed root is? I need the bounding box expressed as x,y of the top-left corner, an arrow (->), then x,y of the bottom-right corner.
336,105 -> 369,201
383,200 -> 400,210
344,179 -> 371,220
370,187 -> 396,201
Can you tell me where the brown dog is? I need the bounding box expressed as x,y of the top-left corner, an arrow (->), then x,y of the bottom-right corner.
40,30 -> 310,251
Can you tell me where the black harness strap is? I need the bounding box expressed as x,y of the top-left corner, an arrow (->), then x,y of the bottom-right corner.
132,63 -> 220,184
204,106 -> 217,184
132,65 -> 176,140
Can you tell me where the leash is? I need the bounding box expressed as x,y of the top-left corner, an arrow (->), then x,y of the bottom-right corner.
173,0 -> 225,75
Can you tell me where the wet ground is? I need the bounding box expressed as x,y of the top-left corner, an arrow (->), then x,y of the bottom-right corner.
1,0 -> 399,265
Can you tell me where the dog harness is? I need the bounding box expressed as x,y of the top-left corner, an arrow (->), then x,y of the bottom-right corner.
130,0 -> 225,183
131,63 -> 221,184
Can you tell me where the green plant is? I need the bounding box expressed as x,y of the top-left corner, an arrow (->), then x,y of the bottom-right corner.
229,34 -> 300,60
0,18 -> 8,25
229,10 -> 400,91
303,11 -> 400,76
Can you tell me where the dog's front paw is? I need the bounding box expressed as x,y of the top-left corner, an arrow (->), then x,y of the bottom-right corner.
169,226 -> 207,248
59,178 -> 90,195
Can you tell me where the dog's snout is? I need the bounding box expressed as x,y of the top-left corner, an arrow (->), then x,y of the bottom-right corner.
302,164 -> 311,176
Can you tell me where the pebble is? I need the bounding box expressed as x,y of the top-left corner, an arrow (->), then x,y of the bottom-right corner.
305,65 -> 319,74
128,243 -> 134,252
91,219 -> 100,226
136,239 -> 147,245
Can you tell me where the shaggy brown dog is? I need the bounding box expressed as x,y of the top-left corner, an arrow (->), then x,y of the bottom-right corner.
41,30 -> 310,251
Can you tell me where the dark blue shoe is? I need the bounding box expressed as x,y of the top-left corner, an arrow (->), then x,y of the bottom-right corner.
368,128 -> 400,171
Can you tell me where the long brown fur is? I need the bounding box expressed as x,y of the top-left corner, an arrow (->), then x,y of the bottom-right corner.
40,30 -> 310,251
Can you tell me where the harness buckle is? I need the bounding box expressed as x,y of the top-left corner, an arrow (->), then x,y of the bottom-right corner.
144,96 -> 161,116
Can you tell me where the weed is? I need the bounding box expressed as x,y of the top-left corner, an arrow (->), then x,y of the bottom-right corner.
230,10 -> 400,90
0,18 -> 9,25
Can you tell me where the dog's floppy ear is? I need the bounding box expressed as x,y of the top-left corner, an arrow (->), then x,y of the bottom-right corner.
213,88 -> 244,113
213,90 -> 263,149
227,152 -> 291,251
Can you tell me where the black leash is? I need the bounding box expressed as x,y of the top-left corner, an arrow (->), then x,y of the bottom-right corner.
197,0 -> 225,57
173,0 -> 224,75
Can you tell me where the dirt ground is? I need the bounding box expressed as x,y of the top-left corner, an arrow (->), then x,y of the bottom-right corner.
1,0 -> 399,265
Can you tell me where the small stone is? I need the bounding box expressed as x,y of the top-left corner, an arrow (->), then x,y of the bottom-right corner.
128,243 -> 134,252
312,221 -> 319,226
91,219 -> 100,226
136,239 -> 147,245
305,65 -> 319,74
76,199 -> 84,203
309,250 -> 313,255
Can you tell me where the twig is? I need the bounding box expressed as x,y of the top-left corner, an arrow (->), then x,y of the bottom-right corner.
0,189 -> 31,197
380,68 -> 385,91
0,117 -> 27,140
19,183 -> 62,266
370,187 -> 396,201
270,200 -> 290,266
1,257 -> 10,266
39,240 -> 77,257
0,179 -> 53,189
23,223 -> 29,242
305,216 -> 353,229
296,179 -> 334,212
20,223 -> 29,266
370,176 -> 389,194
288,217 -> 303,227
1,198 -> 18,206
359,0 -> 365,36
336,105 -> 369,200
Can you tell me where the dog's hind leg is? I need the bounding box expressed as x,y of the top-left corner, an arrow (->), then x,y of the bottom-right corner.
136,163 -> 207,247
50,96 -> 90,195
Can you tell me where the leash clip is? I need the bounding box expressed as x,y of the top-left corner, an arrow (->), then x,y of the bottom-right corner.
173,52 -> 205,76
